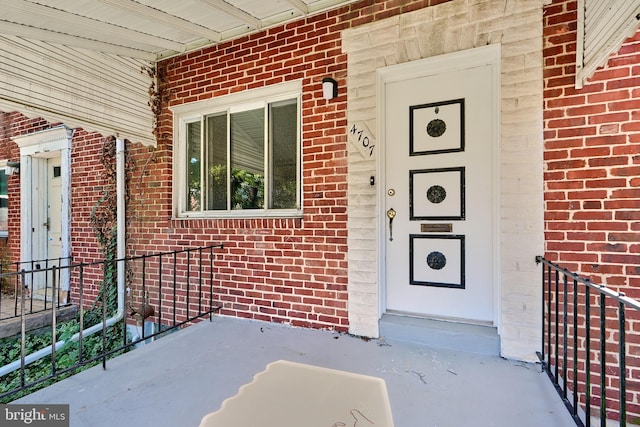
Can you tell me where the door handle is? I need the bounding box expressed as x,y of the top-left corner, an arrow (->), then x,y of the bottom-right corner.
386,208 -> 396,241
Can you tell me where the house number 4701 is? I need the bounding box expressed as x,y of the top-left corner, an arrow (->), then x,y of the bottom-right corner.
349,122 -> 376,158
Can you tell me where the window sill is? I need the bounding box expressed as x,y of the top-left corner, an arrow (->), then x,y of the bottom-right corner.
173,209 -> 303,221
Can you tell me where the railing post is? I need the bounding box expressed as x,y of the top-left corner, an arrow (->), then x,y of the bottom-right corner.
540,257 -> 546,361
186,248 -> 191,321
122,257 -> 128,347
209,246 -> 214,321
28,262 -> 34,314
51,266 -> 58,375
44,258 -> 49,311
547,263 -> 552,374
78,263 -> 85,364
555,268 -> 560,384
198,247 -> 203,315
142,254 -> 147,340
102,261 -> 108,370
600,292 -> 606,427
619,298 -> 626,427
573,278 -> 579,418
159,254 -> 163,328
19,269 -> 26,387
173,251 -> 177,326
563,272 -> 569,400
585,284 -> 591,427
13,264 -> 19,317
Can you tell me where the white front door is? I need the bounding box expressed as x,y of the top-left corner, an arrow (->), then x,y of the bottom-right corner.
46,158 -> 63,263
15,126 -> 72,298
384,55 -> 498,324
29,156 -> 63,292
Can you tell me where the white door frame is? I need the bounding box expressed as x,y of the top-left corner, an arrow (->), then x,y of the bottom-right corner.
13,126 -> 73,292
376,45 -> 502,327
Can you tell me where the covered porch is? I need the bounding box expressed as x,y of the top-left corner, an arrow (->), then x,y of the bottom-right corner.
13,315 -> 575,427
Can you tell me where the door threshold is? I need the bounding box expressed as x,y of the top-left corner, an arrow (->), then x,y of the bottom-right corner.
385,309 -> 494,328
380,313 -> 500,356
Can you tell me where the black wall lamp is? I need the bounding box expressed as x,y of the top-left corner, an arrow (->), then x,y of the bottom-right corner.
322,77 -> 338,100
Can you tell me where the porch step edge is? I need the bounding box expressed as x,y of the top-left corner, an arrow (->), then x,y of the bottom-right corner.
0,304 -> 79,339
379,314 -> 500,356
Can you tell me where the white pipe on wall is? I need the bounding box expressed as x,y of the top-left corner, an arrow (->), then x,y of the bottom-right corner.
116,137 -> 126,315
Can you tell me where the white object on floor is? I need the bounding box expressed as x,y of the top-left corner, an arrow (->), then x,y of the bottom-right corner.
199,359 -> 394,427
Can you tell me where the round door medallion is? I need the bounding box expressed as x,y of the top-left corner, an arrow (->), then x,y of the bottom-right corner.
426,185 -> 447,204
426,251 -> 447,270
426,118 -> 446,138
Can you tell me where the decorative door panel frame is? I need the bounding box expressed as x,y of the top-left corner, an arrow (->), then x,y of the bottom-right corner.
409,167 -> 465,220
409,234 -> 465,288
410,98 -> 465,156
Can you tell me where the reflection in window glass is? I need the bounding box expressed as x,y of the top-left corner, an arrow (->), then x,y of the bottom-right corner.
206,114 -> 228,210
0,170 -> 7,208
0,170 -> 7,236
230,109 -> 264,210
186,121 -> 201,211
181,95 -> 299,215
270,99 -> 297,209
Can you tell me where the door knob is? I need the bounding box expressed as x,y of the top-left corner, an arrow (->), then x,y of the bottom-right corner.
386,208 -> 396,241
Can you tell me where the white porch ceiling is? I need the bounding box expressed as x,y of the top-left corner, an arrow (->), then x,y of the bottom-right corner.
0,0 -> 357,60
0,0 -> 355,146
1,1 -> 639,145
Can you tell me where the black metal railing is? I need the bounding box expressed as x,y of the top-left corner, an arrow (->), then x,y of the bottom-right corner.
0,244 -> 223,401
536,256 -> 640,427
0,257 -> 73,319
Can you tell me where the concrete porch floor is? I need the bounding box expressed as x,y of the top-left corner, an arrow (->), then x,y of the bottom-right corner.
14,315 -> 576,427
0,294 -> 47,320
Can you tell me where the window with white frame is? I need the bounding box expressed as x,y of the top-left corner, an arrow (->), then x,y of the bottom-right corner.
173,82 -> 301,217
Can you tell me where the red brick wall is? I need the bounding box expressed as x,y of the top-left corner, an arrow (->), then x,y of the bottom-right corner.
121,0 -> 452,331
544,1 -> 640,422
544,0 -> 640,295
